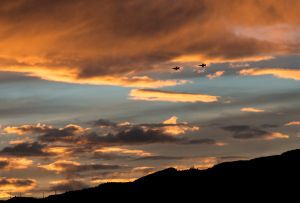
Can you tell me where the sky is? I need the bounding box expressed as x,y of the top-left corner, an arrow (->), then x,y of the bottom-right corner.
0,0 -> 300,199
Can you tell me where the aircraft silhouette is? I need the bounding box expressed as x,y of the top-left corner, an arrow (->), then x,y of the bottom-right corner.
172,66 -> 181,70
198,64 -> 206,67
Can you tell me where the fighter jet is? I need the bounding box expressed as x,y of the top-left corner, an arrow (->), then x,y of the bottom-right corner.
198,64 -> 206,68
172,66 -> 181,71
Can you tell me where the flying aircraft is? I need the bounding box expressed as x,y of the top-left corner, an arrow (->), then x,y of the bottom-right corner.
198,64 -> 206,67
172,66 -> 181,70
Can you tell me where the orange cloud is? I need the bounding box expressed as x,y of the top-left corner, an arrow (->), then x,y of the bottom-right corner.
285,121 -> 300,126
9,137 -> 33,145
162,116 -> 179,125
43,146 -> 73,157
0,178 -> 36,199
214,142 -> 227,147
129,89 -> 220,103
90,166 -> 155,184
0,66 -> 187,88
264,132 -> 289,140
240,68 -> 300,80
2,123 -> 88,144
39,160 -> 122,174
240,107 -> 265,113
49,179 -> 88,193
1,0 -> 299,89
3,123 -> 51,135
162,116 -> 199,136
171,54 -> 273,64
90,178 -> 136,184
94,147 -> 152,157
38,160 -> 80,173
0,157 -> 32,170
173,157 -> 219,170
206,71 -> 225,79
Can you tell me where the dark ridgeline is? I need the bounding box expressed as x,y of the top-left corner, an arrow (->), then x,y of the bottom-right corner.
4,149 -> 300,202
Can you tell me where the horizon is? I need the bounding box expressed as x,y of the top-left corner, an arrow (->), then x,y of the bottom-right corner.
0,0 -> 300,199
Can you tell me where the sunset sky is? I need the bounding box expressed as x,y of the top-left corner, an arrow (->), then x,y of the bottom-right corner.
0,0 -> 300,199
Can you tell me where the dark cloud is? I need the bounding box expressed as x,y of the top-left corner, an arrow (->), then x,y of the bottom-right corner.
0,177 -> 36,187
0,160 -> 9,169
3,124 -> 86,143
0,179 -> 33,187
3,119 -> 223,148
93,119 -> 117,127
50,180 -> 88,192
222,125 -> 269,139
85,127 -> 179,145
92,154 -> 131,161
0,142 -> 49,157
38,125 -> 84,142
219,156 -> 248,161
223,125 -> 252,132
74,164 -> 124,172
40,160 -> 125,175
260,124 -> 279,128
87,122 -> 220,146
222,125 -> 288,140
62,163 -> 123,173
133,156 -> 185,161
7,123 -> 183,146
186,138 -> 221,145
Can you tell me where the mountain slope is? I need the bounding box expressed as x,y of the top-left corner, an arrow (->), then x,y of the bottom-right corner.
6,149 -> 300,202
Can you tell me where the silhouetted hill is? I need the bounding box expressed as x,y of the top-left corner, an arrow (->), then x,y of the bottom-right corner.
6,149 -> 300,202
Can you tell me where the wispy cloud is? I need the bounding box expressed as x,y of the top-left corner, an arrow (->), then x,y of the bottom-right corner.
206,71 -> 225,79
94,147 -> 152,157
240,107 -> 265,113
129,89 -> 220,103
39,160 -> 123,174
240,68 -> 300,80
285,121 -> 300,126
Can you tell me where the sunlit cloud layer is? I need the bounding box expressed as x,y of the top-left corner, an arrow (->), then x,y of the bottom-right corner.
0,0 -> 300,87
